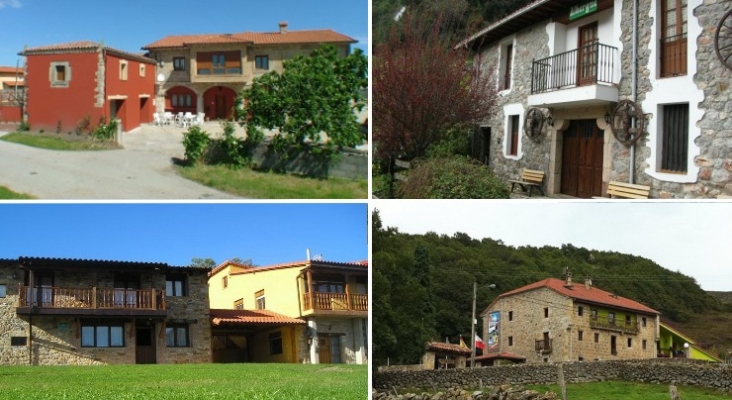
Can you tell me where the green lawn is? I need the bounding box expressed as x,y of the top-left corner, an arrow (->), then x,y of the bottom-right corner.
177,164 -> 368,199
528,381 -> 728,399
0,364 -> 367,399
0,185 -> 34,199
0,132 -> 117,150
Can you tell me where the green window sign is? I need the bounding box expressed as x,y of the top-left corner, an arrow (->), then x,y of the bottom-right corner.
570,0 -> 598,20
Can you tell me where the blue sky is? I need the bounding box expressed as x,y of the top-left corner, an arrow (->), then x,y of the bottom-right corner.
0,203 -> 367,267
0,0 -> 368,67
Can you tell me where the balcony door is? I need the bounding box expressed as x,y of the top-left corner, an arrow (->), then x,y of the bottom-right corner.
114,274 -> 140,308
577,22 -> 599,86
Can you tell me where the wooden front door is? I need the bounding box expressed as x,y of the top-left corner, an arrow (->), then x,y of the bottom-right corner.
577,22 -> 599,86
215,94 -> 229,119
561,120 -> 604,198
317,334 -> 342,364
135,326 -> 156,364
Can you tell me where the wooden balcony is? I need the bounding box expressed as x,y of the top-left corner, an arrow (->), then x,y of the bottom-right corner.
17,286 -> 166,317
590,316 -> 639,334
535,339 -> 553,354
301,292 -> 368,317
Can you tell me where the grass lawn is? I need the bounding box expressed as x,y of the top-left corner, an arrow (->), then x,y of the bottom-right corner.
0,185 -> 34,199
528,381 -> 729,399
0,132 -> 117,151
177,164 -> 368,199
0,363 -> 367,399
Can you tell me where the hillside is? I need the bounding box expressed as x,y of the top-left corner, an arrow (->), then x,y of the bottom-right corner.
372,210 -> 730,366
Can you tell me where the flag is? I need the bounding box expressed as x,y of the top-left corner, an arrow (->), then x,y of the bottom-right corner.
475,334 -> 486,350
459,336 -> 469,349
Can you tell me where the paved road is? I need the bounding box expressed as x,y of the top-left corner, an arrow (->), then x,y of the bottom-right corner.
0,124 -> 239,199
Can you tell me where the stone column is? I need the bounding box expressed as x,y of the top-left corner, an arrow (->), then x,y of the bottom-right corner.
352,318 -> 365,365
308,319 -> 319,364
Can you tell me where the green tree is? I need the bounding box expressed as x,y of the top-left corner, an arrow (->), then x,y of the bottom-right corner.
237,45 -> 368,156
190,257 -> 216,268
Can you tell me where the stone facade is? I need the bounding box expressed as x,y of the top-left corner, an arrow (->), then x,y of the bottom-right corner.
472,0 -> 732,198
482,284 -> 658,364
0,258 -> 210,366
373,359 -> 732,392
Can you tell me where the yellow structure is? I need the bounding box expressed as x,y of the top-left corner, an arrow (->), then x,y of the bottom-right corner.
208,259 -> 368,364
658,322 -> 721,362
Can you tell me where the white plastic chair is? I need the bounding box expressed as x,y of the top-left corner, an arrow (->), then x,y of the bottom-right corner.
163,112 -> 174,125
153,113 -> 162,126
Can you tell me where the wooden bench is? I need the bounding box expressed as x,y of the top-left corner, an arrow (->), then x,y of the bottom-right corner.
594,181 -> 650,199
509,169 -> 545,197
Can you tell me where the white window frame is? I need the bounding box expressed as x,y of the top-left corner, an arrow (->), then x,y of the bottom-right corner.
502,103 -> 524,160
120,60 -> 128,81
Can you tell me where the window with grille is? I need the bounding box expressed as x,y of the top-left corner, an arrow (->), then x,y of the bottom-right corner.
660,103 -> 688,173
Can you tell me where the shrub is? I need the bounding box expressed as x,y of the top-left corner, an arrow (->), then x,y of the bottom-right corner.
92,118 -> 117,141
76,115 -> 92,135
18,120 -> 30,131
182,126 -> 211,165
426,127 -> 471,158
398,156 -> 510,199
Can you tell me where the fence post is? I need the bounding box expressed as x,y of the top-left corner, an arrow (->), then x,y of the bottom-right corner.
557,363 -> 567,400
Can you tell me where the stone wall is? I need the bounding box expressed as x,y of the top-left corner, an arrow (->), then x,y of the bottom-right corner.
0,263 -> 211,365
250,143 -> 367,180
373,359 -> 732,392
478,22 -> 552,185
374,385 -> 558,400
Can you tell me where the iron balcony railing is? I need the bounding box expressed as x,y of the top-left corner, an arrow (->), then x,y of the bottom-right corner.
302,292 -> 368,312
590,315 -> 639,334
531,43 -> 618,94
19,286 -> 166,310
535,338 -> 553,354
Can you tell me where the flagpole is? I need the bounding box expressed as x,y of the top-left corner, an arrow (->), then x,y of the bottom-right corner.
470,281 -> 476,368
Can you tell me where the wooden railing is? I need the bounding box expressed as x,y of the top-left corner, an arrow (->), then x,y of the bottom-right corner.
302,292 -> 368,312
18,286 -> 166,310
535,338 -> 553,354
590,316 -> 639,334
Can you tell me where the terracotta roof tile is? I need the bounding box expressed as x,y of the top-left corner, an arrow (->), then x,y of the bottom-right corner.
142,29 -> 355,50
20,41 -> 156,64
210,259 -> 368,277
498,278 -> 659,315
426,341 -> 472,355
0,66 -> 22,74
210,308 -> 305,326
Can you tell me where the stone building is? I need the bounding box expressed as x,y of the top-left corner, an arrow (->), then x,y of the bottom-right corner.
141,22 -> 356,121
461,0 -> 732,198
481,276 -> 660,363
422,341 -> 471,369
0,257 -> 211,365
208,259 -> 368,364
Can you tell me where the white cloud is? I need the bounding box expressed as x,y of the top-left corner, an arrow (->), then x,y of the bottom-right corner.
0,0 -> 21,9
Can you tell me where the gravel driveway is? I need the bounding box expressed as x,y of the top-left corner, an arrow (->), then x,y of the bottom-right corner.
0,124 -> 239,199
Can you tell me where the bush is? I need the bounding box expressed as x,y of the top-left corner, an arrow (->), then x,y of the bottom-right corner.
92,117 -> 117,141
18,120 -> 30,131
182,126 -> 211,165
398,156 -> 510,199
425,127 -> 471,158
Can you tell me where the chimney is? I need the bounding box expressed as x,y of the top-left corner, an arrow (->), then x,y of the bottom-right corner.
565,267 -> 572,286
584,277 -> 592,289
306,248 -> 311,261
279,21 -> 288,34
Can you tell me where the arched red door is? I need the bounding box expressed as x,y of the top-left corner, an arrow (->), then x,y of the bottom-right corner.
203,86 -> 237,121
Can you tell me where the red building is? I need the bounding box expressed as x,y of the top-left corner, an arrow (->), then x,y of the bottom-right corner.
20,41 -> 156,133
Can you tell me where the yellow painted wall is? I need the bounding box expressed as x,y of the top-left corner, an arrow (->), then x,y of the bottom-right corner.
208,263 -> 305,317
250,326 -> 302,363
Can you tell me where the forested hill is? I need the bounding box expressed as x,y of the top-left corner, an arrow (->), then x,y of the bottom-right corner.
372,210 -> 724,366
373,0 -> 532,44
